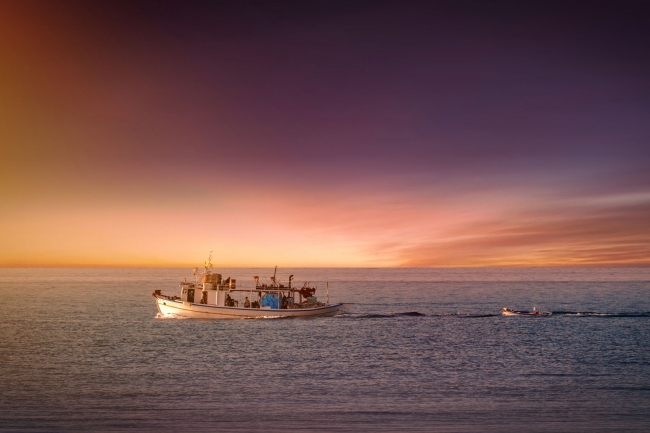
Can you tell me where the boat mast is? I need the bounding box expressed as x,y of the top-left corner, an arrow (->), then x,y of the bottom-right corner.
204,251 -> 213,276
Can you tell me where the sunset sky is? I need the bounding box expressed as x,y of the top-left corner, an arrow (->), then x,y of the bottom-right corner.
1,0 -> 649,267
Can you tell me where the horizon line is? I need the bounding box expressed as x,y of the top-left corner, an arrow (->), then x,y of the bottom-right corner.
2,264 -> 650,269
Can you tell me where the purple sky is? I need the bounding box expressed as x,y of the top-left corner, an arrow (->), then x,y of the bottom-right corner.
1,1 -> 649,266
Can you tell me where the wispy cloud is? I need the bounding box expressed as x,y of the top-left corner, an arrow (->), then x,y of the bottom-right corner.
394,199 -> 650,266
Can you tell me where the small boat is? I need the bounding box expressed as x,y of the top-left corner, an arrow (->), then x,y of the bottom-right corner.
501,307 -> 552,317
153,254 -> 348,319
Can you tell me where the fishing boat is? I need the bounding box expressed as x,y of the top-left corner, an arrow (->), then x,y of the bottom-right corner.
153,254 -> 348,319
501,307 -> 552,317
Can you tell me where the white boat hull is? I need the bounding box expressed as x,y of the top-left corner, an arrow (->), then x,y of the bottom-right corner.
156,296 -> 348,319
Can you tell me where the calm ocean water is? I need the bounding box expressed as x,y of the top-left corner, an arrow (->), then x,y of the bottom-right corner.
1,268 -> 649,432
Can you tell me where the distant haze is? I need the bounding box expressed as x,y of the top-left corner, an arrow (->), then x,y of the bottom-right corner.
1,1 -> 649,267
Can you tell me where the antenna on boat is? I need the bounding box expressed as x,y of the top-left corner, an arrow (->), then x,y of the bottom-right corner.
204,251 -> 213,275
272,265 -> 278,287
326,282 -> 329,305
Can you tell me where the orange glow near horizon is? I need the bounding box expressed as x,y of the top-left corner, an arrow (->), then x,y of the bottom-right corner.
2,175 -> 649,267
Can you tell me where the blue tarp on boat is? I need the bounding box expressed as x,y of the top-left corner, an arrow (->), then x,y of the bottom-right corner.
261,293 -> 279,309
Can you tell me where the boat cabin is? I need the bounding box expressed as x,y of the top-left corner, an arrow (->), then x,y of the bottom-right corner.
179,273 -> 237,307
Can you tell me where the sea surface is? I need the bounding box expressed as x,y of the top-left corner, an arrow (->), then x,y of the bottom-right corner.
1,267 -> 649,432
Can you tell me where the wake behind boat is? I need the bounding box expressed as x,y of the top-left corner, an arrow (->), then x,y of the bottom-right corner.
153,254 -> 348,319
502,307 -> 552,317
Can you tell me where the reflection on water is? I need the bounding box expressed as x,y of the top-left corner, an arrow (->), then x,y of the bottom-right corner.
1,268 -> 649,432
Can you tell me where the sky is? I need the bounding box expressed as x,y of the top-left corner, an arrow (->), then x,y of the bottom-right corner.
1,0 -> 649,267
